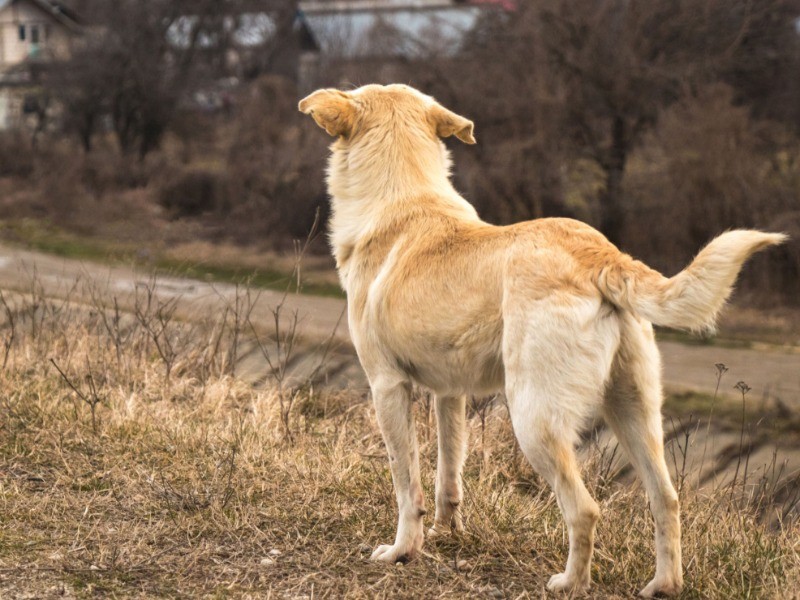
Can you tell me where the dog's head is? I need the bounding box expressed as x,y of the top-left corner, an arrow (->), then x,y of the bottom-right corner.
298,84 -> 475,145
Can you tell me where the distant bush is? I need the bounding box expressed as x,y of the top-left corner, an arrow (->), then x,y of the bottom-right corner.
623,84 -> 800,304
0,132 -> 35,178
224,76 -> 329,247
159,168 -> 229,218
79,150 -> 153,193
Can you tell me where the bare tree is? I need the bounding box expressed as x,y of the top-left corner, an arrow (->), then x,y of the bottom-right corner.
46,45 -> 106,153
235,0 -> 301,80
47,0 -> 230,158
407,1 -> 800,244
537,0 -> 800,245
409,6 -> 573,225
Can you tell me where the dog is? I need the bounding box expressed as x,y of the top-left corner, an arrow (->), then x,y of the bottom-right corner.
298,83 -> 785,596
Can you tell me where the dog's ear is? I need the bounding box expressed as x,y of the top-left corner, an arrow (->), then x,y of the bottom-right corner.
429,103 -> 476,144
298,89 -> 356,138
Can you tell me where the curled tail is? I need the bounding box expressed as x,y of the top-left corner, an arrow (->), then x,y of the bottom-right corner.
596,230 -> 787,332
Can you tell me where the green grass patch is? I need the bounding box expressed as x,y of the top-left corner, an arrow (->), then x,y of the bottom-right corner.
0,219 -> 344,298
153,257 -> 343,298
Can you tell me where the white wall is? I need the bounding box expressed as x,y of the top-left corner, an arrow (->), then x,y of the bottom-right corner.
0,88 -> 9,129
0,1 -> 74,69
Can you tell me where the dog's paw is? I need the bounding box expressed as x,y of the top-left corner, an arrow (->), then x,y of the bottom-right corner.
547,572 -> 590,595
638,576 -> 683,598
428,511 -> 464,539
426,524 -> 449,539
427,520 -> 461,539
450,511 -> 464,533
369,543 -> 416,564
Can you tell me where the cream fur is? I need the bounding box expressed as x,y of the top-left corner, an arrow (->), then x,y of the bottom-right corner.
298,83 -> 786,597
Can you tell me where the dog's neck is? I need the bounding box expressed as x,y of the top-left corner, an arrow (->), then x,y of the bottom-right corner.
326,132 -> 479,283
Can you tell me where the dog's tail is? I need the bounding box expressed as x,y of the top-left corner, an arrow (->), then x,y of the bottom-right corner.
596,230 -> 787,332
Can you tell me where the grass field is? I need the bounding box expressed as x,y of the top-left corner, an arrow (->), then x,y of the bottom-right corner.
1,283 -> 800,599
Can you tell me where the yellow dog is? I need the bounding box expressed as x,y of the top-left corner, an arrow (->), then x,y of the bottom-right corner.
299,83 -> 785,596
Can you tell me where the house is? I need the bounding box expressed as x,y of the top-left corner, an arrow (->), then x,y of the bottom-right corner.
297,0 -> 508,89
300,0 -> 484,60
0,0 -> 79,68
167,1 -> 510,99
301,5 -> 481,58
0,0 -> 81,129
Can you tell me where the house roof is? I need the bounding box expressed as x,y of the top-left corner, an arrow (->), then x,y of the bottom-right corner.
301,6 -> 482,58
169,2 -> 499,59
0,0 -> 81,30
169,13 -> 282,50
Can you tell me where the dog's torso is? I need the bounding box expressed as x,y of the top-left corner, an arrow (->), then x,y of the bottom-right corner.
338,201 -> 620,397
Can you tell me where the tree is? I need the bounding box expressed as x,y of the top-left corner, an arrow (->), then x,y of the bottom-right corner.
724,0 -> 800,129
417,7 -> 573,225
537,0 -> 800,245
234,0 -> 301,80
46,45 -> 106,153
47,0 -> 236,159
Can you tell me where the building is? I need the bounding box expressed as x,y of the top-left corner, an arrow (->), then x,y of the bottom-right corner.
0,0 -> 81,129
299,0 -> 483,60
170,1 -> 509,93
297,0 -> 507,90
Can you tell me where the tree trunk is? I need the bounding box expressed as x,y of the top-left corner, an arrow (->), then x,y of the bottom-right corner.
600,115 -> 627,247
79,113 -> 94,153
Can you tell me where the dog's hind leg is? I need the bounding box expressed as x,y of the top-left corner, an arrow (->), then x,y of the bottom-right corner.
503,296 -> 617,594
603,316 -> 683,598
430,395 -> 467,537
368,375 -> 426,563
507,394 -> 600,594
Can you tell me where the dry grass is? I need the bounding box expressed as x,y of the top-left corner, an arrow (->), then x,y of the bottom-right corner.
1,282 -> 799,599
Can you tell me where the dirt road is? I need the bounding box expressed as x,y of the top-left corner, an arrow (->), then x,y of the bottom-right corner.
0,243 -> 797,407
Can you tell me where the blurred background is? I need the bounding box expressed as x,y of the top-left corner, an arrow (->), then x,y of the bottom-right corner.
2,6 -> 800,588
0,0 -> 799,305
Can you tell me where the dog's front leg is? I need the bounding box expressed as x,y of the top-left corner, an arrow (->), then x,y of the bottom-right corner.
370,377 -> 426,564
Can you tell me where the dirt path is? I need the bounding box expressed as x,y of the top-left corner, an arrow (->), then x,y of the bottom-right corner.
0,243 -> 797,406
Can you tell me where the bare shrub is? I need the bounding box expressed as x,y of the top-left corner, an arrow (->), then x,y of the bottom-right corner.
225,76 -> 329,247
762,211 -> 800,302
623,84 -> 800,303
78,148 -> 155,193
158,168 -> 229,218
0,132 -> 35,178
